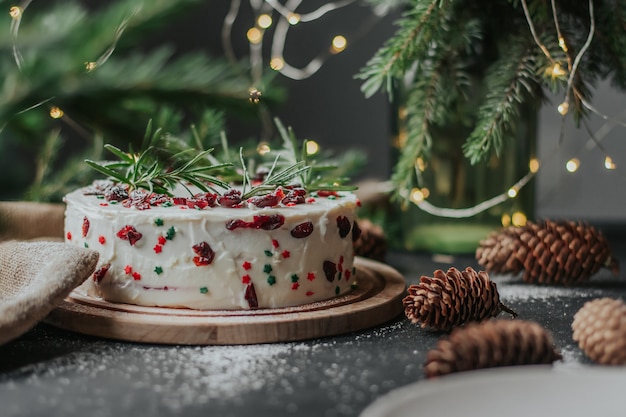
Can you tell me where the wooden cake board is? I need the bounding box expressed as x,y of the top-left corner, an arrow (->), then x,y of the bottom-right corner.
45,257 -> 406,345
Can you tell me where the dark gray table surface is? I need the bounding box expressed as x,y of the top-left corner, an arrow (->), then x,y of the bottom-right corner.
2,227 -> 625,417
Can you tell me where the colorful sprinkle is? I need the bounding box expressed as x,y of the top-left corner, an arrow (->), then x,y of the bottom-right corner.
291,274 -> 299,283
124,265 -> 133,274
345,270 -> 351,280
263,264 -> 273,274
82,217 -> 90,238
307,272 -> 316,281
242,261 -> 252,270
306,291 -> 314,296
291,282 -> 300,290
166,226 -> 176,240
84,242 -> 89,248
153,244 -> 163,254
98,235 -> 106,245
200,287 -> 209,294
92,264 -> 110,283
132,272 -> 141,281
242,275 -> 251,284
281,250 -> 290,259
267,276 -> 276,286
245,284 -> 258,308
264,250 -> 273,257
154,218 -> 164,226
158,236 -> 167,245
335,286 -> 340,295
272,239 -> 280,248
66,231 -> 72,241
154,266 -> 163,275
351,282 -> 358,290
99,203 -> 109,207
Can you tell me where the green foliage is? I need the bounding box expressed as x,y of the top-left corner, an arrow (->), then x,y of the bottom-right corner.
359,0 -> 626,203
0,0 -> 284,200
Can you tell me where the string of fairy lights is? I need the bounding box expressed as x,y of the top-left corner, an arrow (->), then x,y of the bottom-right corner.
6,1 -> 624,225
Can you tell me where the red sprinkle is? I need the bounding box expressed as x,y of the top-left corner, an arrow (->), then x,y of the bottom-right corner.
116,225 -> 142,246
272,239 -> 280,248
306,291 -> 314,296
82,217 -> 90,238
158,236 -> 167,245
242,275 -> 251,284
92,264 -> 110,283
124,265 -> 133,274
153,244 -> 163,254
306,197 -> 316,203
242,261 -> 252,271
281,250 -> 290,259
66,232 -> 72,241
291,282 -> 300,290
132,271 -> 142,281
345,270 -> 352,280
99,203 -> 109,207
98,236 -> 106,245
307,272 -> 316,281
245,284 -> 258,309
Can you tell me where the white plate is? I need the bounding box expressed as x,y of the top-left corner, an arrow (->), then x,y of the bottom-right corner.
361,366 -> 626,417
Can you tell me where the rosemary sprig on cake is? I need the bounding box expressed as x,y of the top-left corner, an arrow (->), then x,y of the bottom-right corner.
86,120 -> 232,196
86,116 -> 358,201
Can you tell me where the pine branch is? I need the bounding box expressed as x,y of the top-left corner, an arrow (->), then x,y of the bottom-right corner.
356,0 -> 454,98
463,38 -> 541,164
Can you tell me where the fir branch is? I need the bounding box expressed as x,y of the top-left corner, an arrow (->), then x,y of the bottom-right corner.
356,0 -> 454,98
462,39 -> 540,164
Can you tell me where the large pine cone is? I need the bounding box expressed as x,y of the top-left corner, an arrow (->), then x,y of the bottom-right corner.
476,220 -> 619,285
403,267 -> 516,331
424,320 -> 562,378
572,298 -> 626,365
353,219 -> 387,262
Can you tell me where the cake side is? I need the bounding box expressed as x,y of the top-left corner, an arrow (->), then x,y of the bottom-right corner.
64,184 -> 360,309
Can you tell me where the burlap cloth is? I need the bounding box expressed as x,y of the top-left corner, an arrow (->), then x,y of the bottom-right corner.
0,202 -> 99,345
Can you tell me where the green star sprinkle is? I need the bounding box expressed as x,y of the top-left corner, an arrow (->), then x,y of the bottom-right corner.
291,274 -> 299,283
154,266 -> 163,275
200,287 -> 209,294
267,276 -> 276,286
335,286 -> 340,295
166,226 -> 176,240
84,242 -> 89,248
154,218 -> 164,226
264,264 -> 273,274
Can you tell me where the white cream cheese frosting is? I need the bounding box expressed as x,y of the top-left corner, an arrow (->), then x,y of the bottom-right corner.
64,182 -> 360,309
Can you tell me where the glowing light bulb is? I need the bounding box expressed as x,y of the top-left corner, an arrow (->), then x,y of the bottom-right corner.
558,36 -> 568,52
270,57 -> 284,71
305,140 -> 319,155
415,157 -> 426,172
287,13 -> 300,25
529,158 -> 540,173
247,27 -> 262,44
507,187 -> 519,198
85,61 -> 97,72
566,158 -> 580,173
409,188 -> 424,204
501,214 -> 511,227
49,107 -> 64,119
511,211 -> 527,227
551,63 -> 566,77
248,88 -> 262,104
257,14 -> 272,29
330,35 -> 347,54
558,102 -> 569,115
9,6 -> 21,19
604,156 -> 616,170
257,142 -> 271,155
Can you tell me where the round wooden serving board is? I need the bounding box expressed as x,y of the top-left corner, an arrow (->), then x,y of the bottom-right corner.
45,257 -> 406,345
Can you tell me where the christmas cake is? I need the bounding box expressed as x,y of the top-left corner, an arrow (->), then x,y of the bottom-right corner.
64,181 -> 360,309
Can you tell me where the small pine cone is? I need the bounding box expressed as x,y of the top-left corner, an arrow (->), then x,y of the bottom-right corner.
403,267 -> 516,331
572,298 -> 626,365
353,219 -> 387,262
476,220 -> 619,285
424,320 -> 562,378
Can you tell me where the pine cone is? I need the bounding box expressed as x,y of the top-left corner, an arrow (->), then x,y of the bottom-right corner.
353,219 -> 387,262
476,220 -> 619,285
403,267 -> 516,331
424,320 -> 562,378
572,298 -> 626,365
